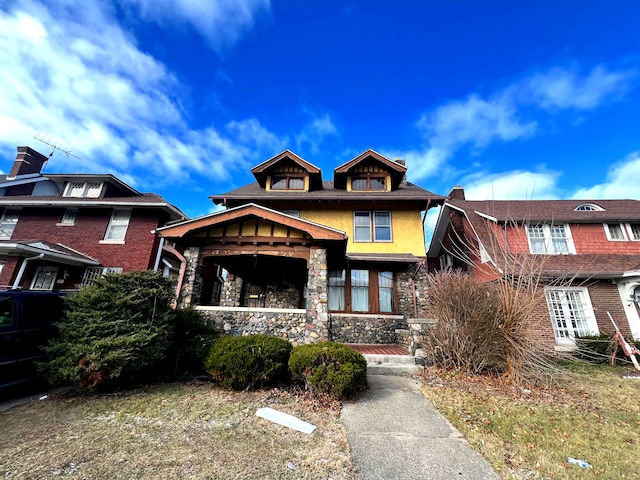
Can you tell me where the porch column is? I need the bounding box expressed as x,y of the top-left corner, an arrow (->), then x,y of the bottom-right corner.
306,247 -> 329,342
178,246 -> 202,308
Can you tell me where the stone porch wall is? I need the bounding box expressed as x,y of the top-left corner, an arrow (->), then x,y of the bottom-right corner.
196,307 -> 321,346
329,314 -> 406,344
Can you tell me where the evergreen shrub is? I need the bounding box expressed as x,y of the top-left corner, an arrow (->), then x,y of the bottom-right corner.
41,271 -> 175,389
289,342 -> 367,399
168,307 -> 218,377
204,334 -> 292,390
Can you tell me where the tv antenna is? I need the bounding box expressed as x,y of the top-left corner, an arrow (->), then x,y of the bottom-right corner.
34,132 -> 80,159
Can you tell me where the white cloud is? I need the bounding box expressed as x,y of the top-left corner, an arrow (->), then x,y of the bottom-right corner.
462,170 -> 561,201
419,93 -> 536,152
406,64 -> 635,181
524,65 -> 634,110
295,113 -> 338,155
119,0 -> 271,52
0,1 -> 282,188
572,151 -> 640,199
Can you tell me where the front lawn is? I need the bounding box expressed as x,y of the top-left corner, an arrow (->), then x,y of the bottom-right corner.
1,381 -> 355,479
422,364 -> 640,479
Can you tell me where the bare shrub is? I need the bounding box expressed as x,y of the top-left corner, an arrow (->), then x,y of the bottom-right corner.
420,270 -> 505,373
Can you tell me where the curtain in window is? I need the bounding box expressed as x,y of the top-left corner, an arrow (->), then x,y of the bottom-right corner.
378,271 -> 393,312
527,225 -> 547,253
550,225 -> 569,253
351,269 -> 369,311
328,270 -> 345,311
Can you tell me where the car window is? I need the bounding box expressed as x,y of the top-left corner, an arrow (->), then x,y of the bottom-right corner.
0,296 -> 15,328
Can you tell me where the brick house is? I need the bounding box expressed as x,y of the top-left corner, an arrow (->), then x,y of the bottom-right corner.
0,146 -> 186,291
428,186 -> 640,350
155,149 -> 445,345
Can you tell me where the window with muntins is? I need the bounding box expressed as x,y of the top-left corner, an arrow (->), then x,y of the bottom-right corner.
59,208 -> 77,225
545,288 -> 598,343
353,211 -> 392,242
103,209 -> 131,242
0,209 -> 20,239
526,224 -> 573,254
630,224 -> 640,241
605,223 -> 626,241
81,267 -> 123,286
64,182 -> 103,198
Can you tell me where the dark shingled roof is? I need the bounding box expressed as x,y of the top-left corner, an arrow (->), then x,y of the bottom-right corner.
211,181 -> 445,205
448,199 -> 640,223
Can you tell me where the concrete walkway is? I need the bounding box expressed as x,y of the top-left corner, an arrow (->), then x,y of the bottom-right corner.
341,374 -> 499,480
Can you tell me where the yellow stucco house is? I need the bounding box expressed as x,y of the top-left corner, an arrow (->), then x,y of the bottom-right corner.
155,149 -> 445,345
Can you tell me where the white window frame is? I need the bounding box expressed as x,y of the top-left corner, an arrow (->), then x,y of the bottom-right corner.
526,224 -> 575,254
81,266 -> 123,286
628,223 -> 640,241
353,211 -> 392,243
30,266 -> 59,291
0,208 -> 20,239
604,223 -> 628,241
58,208 -> 77,226
545,287 -> 599,345
439,253 -> 453,270
63,181 -> 103,198
101,209 -> 131,243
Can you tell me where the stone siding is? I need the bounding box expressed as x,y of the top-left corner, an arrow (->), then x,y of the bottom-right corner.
330,314 -> 405,344
179,247 -> 202,307
197,308 -> 317,346
396,263 -> 430,318
305,247 -> 329,340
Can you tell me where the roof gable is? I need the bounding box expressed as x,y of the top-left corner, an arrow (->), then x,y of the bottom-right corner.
156,203 -> 346,243
250,150 -> 323,190
333,149 -> 407,190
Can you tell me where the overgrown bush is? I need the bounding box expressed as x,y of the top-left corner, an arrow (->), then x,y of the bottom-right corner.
205,334 -> 292,390
574,333 -> 627,364
167,307 -> 218,377
289,342 -> 367,399
41,271 -> 175,390
419,270 -> 505,373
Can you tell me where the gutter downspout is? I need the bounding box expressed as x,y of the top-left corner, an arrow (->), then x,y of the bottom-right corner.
153,237 -> 165,272
162,243 -> 187,308
13,253 -> 45,289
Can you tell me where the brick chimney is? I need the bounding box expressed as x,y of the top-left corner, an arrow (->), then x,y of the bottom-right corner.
7,146 -> 49,180
448,185 -> 465,201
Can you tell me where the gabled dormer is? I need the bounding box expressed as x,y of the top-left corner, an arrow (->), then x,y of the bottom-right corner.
250,150 -> 323,192
333,149 -> 407,192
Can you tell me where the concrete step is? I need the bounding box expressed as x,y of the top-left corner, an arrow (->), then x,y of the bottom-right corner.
364,354 -> 424,376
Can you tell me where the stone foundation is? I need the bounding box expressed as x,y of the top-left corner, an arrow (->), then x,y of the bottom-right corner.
329,314 -> 405,344
197,307 -> 324,345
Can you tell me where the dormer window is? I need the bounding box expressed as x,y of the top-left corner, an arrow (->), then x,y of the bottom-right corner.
575,203 -> 604,211
270,175 -> 304,190
352,176 -> 386,191
64,181 -> 103,198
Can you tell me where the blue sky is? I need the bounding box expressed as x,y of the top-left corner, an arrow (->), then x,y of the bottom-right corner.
1,1 -> 639,235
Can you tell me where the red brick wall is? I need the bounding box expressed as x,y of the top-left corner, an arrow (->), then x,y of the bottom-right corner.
587,281 -> 633,338
0,207 -> 167,287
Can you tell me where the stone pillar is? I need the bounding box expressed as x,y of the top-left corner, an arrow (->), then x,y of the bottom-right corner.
179,246 -> 202,307
305,247 -> 329,342
220,273 -> 243,307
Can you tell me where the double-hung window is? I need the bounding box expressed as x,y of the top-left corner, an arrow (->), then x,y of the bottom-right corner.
328,269 -> 396,314
545,288 -> 598,343
353,211 -> 392,242
604,223 -> 640,241
0,209 -> 20,239
103,209 -> 131,242
526,224 -> 573,254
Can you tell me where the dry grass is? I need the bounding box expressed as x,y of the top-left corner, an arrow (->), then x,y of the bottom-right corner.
421,364 -> 640,479
1,381 -> 355,479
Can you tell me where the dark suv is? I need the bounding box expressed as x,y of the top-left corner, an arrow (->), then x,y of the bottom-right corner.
0,290 -> 66,396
